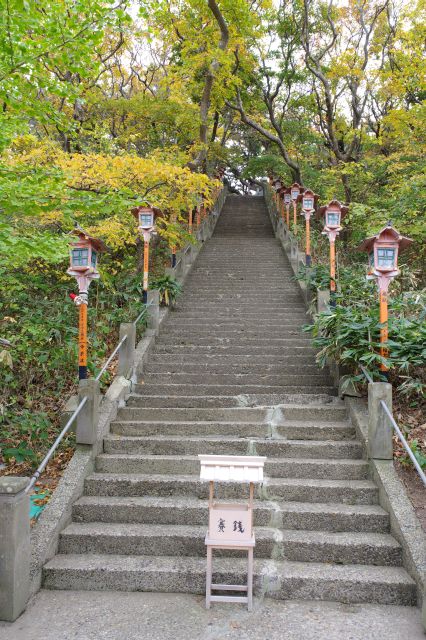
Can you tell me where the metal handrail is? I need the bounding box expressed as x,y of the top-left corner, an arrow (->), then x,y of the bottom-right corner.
26,396 -> 88,494
26,301 -> 153,493
381,401 -> 426,486
95,334 -> 128,381
359,365 -> 426,486
133,300 -> 153,326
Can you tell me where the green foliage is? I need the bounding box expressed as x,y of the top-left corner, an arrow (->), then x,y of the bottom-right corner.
299,263 -> 426,399
150,275 -> 182,306
400,440 -> 426,471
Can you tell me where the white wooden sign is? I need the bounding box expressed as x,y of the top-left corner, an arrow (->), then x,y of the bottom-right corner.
207,503 -> 253,546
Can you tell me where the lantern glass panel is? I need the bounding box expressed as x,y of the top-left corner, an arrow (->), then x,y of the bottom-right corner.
284,193 -> 291,204
72,248 -> 89,267
327,212 -> 340,226
303,197 -> 314,210
91,250 -> 97,269
377,247 -> 395,268
291,189 -> 299,200
369,251 -> 374,267
139,212 -> 154,228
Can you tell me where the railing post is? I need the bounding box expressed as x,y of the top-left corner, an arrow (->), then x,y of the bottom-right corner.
0,477 -> 30,622
290,238 -> 298,266
368,382 -> 393,459
317,289 -> 330,313
118,322 -> 136,378
147,289 -> 160,335
76,379 -> 101,445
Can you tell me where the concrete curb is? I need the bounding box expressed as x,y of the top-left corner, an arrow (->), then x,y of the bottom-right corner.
29,190 -> 227,596
264,188 -> 425,621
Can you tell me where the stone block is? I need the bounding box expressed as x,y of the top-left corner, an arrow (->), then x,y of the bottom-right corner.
76,379 -> 101,446
0,476 -> 30,622
368,382 -> 393,460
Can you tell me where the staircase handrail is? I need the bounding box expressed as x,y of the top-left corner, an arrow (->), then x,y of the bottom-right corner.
359,365 -> 426,487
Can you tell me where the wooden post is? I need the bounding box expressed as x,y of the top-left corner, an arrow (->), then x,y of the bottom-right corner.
330,240 -> 336,292
379,289 -> 389,372
293,200 -> 297,231
305,215 -> 311,267
143,239 -> 149,304
286,204 -> 290,228
188,208 -> 193,235
78,301 -> 88,380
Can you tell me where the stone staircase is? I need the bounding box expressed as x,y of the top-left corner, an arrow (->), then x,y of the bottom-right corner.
44,195 -> 416,605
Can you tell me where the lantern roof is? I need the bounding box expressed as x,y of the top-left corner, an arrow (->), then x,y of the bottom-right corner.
317,200 -> 349,220
357,222 -> 413,254
69,226 -> 107,252
299,188 -> 319,203
198,454 -> 266,483
131,204 -> 162,221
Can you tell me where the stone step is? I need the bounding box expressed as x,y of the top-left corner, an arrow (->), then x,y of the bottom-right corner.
58,523 -> 402,566
152,344 -> 318,356
140,373 -> 330,387
84,474 -> 378,504
160,327 -> 309,336
131,383 -> 337,396
125,393 -> 336,408
42,555 -> 416,605
96,454 -> 368,480
111,419 -> 355,441
162,320 -> 311,329
103,435 -> 362,459
119,404 -> 347,422
144,363 -> 323,376
155,336 -> 312,346
148,353 -> 317,364
72,496 -> 390,533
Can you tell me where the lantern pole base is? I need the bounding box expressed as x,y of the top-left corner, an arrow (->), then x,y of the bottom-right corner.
305,254 -> 311,267
143,290 -> 148,304
330,291 -> 336,308
79,365 -> 88,380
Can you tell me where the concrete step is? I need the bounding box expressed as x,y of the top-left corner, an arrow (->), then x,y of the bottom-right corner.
43,554 -> 416,605
103,435 -> 363,459
155,336 -> 313,346
162,321 -> 311,330
140,373 -> 330,387
121,404 -> 348,423
159,328 -> 310,338
148,353 -> 318,364
96,454 -> 368,480
111,419 -> 355,441
73,496 -> 390,532
84,474 -> 379,504
151,344 -> 318,356
124,393 -> 336,408
142,367 -> 331,387
131,383 -> 337,396
58,523 -> 402,566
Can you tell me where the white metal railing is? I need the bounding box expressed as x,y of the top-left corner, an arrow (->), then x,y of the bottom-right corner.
25,301 -> 151,494
359,365 -> 426,486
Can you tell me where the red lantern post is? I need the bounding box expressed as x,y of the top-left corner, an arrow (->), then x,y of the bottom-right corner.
318,201 -> 349,306
132,205 -> 160,304
290,183 -> 302,232
300,189 -> 319,267
67,228 -> 106,380
357,223 -> 412,376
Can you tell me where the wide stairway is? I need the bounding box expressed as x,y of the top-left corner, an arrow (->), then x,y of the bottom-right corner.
44,195 -> 416,605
